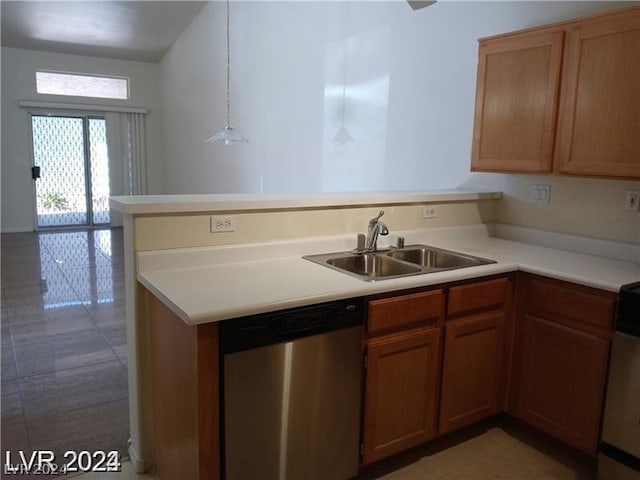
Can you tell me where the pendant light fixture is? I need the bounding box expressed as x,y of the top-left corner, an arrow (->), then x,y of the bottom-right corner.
206,0 -> 248,146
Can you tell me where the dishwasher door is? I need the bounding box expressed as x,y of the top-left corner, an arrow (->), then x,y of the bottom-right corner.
224,324 -> 362,480
598,331 -> 640,479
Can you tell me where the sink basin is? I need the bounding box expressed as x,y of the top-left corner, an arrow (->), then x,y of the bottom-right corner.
387,245 -> 495,271
326,253 -> 422,280
304,245 -> 495,281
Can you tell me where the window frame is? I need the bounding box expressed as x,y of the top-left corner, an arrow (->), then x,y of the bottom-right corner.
35,70 -> 130,101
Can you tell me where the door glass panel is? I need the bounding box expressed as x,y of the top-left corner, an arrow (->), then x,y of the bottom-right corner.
32,116 -> 88,227
88,118 -> 110,225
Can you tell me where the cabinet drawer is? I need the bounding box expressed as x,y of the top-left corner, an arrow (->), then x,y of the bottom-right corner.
368,290 -> 444,335
525,275 -> 616,334
448,278 -> 510,318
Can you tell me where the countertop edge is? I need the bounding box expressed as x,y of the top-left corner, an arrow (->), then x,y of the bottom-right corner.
142,263 -> 521,326
138,276 -> 192,325
110,190 -> 502,215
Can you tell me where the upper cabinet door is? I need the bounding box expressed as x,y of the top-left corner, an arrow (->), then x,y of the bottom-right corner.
555,9 -> 640,179
471,30 -> 564,173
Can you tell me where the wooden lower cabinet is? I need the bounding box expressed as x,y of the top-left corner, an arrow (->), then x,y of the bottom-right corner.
515,314 -> 609,454
439,277 -> 511,435
362,327 -> 441,465
511,274 -> 615,455
145,272 -> 615,478
439,312 -> 505,434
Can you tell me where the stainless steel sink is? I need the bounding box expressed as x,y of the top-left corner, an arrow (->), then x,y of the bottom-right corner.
326,253 -> 423,280
387,245 -> 495,271
303,245 -> 495,281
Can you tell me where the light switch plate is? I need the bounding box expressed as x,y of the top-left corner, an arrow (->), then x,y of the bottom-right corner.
530,184 -> 551,205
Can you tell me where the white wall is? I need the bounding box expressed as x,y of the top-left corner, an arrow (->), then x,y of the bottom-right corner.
159,0 -> 635,195
1,47 -> 163,232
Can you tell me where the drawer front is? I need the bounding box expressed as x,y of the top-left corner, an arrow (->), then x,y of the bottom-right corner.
525,275 -> 616,334
448,277 -> 511,318
368,290 -> 444,335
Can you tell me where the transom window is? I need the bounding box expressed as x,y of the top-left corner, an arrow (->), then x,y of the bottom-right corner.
35,71 -> 129,100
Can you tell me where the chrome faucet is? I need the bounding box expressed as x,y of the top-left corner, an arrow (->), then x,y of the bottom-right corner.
365,210 -> 389,252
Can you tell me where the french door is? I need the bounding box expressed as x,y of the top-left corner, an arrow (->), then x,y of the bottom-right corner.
31,114 -> 110,228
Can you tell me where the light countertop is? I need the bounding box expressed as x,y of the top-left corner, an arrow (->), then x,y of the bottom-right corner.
137,225 -> 639,325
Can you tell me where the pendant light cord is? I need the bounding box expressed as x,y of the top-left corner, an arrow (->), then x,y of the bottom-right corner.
225,0 -> 231,129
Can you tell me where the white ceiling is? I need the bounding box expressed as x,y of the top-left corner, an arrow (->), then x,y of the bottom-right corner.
1,1 -> 207,63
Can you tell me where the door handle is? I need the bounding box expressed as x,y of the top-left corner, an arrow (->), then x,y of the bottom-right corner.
31,166 -> 40,179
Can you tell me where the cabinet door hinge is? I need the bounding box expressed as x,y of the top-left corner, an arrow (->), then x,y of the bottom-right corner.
360,443 -> 364,457
364,354 -> 368,369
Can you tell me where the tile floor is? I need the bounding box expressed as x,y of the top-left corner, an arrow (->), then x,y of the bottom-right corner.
1,228 -> 129,478
68,426 -> 593,479
368,426 -> 595,480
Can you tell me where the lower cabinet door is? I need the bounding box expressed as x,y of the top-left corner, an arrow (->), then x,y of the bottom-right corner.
516,314 -> 609,455
362,327 -> 440,465
439,312 -> 505,434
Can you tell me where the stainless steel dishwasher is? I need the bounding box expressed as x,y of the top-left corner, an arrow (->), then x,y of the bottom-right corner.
220,299 -> 363,480
598,282 -> 640,479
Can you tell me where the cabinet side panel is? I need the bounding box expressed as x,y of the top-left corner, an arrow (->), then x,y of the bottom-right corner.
197,324 -> 220,480
149,292 -> 199,480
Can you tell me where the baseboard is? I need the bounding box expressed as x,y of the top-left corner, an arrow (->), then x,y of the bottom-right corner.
128,440 -> 152,474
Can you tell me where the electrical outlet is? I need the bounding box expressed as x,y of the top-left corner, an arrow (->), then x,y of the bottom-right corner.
210,215 -> 236,233
422,205 -> 437,219
624,190 -> 640,212
530,184 -> 551,205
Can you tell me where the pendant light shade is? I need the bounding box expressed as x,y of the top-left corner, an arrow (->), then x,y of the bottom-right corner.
333,125 -> 354,145
206,0 -> 248,146
207,126 -> 247,146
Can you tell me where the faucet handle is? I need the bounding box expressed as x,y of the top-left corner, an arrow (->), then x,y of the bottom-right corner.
369,210 -> 384,226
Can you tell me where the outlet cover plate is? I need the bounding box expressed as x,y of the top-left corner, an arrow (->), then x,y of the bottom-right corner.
624,190 -> 640,212
530,184 -> 551,205
210,215 -> 236,233
422,205 -> 437,219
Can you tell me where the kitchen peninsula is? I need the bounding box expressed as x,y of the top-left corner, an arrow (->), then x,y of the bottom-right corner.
110,191 -> 639,480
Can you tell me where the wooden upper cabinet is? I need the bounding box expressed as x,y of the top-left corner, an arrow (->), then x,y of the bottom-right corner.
471,29 -> 564,173
555,8 -> 640,178
471,6 -> 640,180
